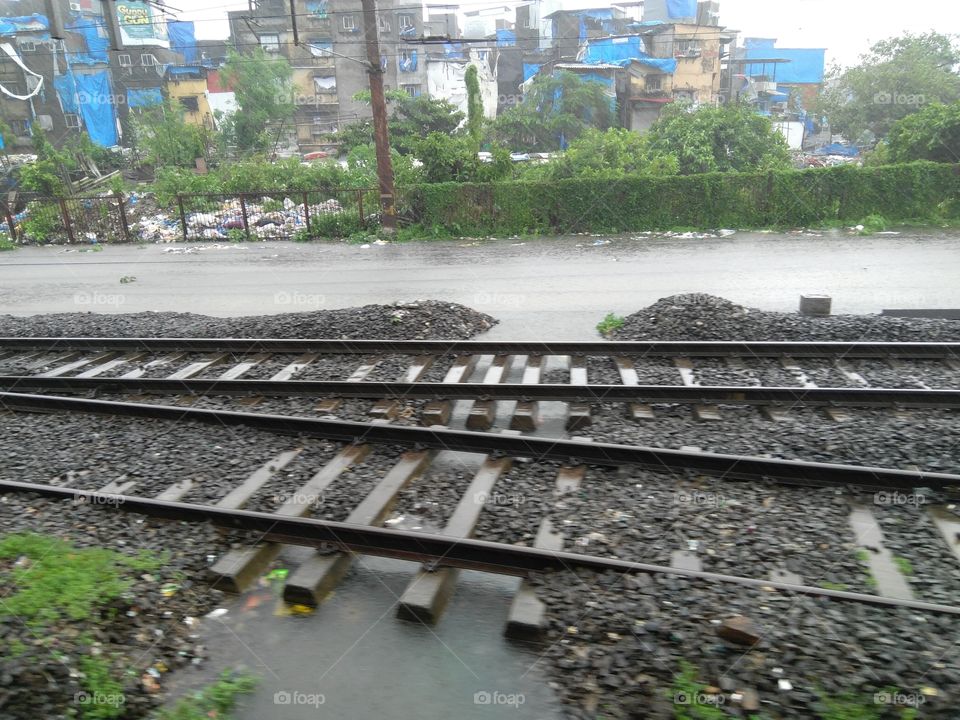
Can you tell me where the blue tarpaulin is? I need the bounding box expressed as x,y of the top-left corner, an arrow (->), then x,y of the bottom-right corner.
667,0 -> 697,18
127,87 -> 163,107
443,42 -> 464,59
522,63 -> 541,82
496,29 -> 516,47
584,37 -> 677,73
74,71 -> 117,147
0,14 -> 49,37
168,21 -> 198,64
54,72 -> 80,114
744,41 -> 825,84
167,65 -> 202,76
67,17 -> 109,63
398,49 -> 417,72
813,143 -> 859,157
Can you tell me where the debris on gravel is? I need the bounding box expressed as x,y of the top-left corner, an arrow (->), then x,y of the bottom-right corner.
0,300 -> 497,340
612,294 -> 960,341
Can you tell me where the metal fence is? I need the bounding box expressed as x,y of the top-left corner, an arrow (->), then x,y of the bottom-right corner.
1,187 -> 379,244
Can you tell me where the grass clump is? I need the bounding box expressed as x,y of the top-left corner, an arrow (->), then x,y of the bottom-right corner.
152,670 -> 258,720
0,532 -> 161,628
597,312 -> 625,336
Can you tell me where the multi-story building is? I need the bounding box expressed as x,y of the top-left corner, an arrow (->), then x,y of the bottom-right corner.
0,0 -> 192,149
227,0 -> 459,154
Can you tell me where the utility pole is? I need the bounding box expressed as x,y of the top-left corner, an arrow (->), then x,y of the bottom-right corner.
360,0 -> 396,233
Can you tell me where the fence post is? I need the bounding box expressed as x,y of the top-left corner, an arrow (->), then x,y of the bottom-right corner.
239,194 -> 251,241
357,189 -> 365,228
3,205 -> 16,243
114,191 -> 131,242
176,194 -> 188,241
57,198 -> 76,244
302,192 -> 310,236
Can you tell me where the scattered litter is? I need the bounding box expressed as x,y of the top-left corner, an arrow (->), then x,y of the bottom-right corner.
160,583 -> 179,598
205,608 -> 229,619
360,244 -> 371,249
266,568 -> 289,582
120,275 -> 137,284
777,679 -> 793,691
288,604 -> 315,616
592,239 -> 611,246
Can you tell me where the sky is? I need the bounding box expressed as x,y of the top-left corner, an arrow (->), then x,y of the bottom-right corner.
172,0 -> 959,68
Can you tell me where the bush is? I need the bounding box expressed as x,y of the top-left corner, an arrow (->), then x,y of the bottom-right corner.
407,162 -> 960,235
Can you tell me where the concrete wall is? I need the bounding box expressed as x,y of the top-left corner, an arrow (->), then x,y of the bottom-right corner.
167,75 -> 213,128
426,56 -> 498,123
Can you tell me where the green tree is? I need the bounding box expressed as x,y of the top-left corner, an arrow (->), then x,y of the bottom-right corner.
220,48 -> 295,154
132,100 -> 211,168
541,128 -> 664,179
642,102 -> 791,175
465,64 -> 484,147
17,127 -> 74,195
412,133 -> 511,183
885,100 -> 960,163
818,32 -> 960,142
489,72 -> 616,152
335,91 -> 464,154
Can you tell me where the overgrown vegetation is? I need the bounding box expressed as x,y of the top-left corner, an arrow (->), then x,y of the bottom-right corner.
220,48 -> 295,154
133,100 -> 214,169
668,661 -> 726,720
0,532 -> 162,628
596,312 -> 626,336
152,670 -> 258,720
885,100 -> 960,163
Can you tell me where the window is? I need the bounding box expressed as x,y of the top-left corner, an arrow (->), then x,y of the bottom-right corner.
18,40 -> 35,52
475,50 -> 489,62
342,14 -> 356,31
645,75 -> 662,91
401,84 -> 421,97
398,14 -> 414,30
260,34 -> 280,53
64,113 -> 81,129
118,54 -> 132,67
674,40 -> 701,57
141,53 -> 158,66
179,96 -> 200,112
378,16 -> 390,32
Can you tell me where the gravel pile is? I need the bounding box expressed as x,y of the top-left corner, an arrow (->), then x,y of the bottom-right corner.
0,301 -> 496,340
529,570 -> 959,719
580,404 -> 960,474
612,294 -> 960,341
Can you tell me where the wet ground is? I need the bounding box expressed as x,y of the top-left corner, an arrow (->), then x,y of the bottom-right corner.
2,229 -> 959,338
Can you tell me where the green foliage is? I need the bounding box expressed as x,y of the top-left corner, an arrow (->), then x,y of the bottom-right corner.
859,214 -> 889,234
408,162 -> 960,236
893,555 -> 914,575
221,48 -> 295,155
0,234 -> 15,250
79,656 -> 126,720
18,127 -> 74,195
886,101 -> 960,163
819,32 -> 960,142
346,144 -> 423,187
596,312 -> 625,336
152,670 -> 258,720
22,202 -> 62,242
335,93 -> 465,154
668,661 -> 726,720
306,211 -> 366,239
643,103 -> 792,175
0,533 -> 161,628
132,100 -> 211,169
489,72 -> 616,151
465,64 -> 484,146
818,581 -> 850,591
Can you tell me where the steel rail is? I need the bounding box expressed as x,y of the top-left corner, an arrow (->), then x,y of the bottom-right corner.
1,338 -> 958,358
0,478 -> 957,615
2,376 -> 959,408
2,391 -> 958,489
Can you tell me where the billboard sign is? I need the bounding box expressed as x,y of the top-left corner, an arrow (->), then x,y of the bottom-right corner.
116,2 -> 169,47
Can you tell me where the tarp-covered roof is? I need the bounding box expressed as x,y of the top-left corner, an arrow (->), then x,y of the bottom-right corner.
744,40 -> 825,84
583,36 -> 677,73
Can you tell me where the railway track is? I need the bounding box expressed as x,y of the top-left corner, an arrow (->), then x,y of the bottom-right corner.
1,336 -> 959,634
